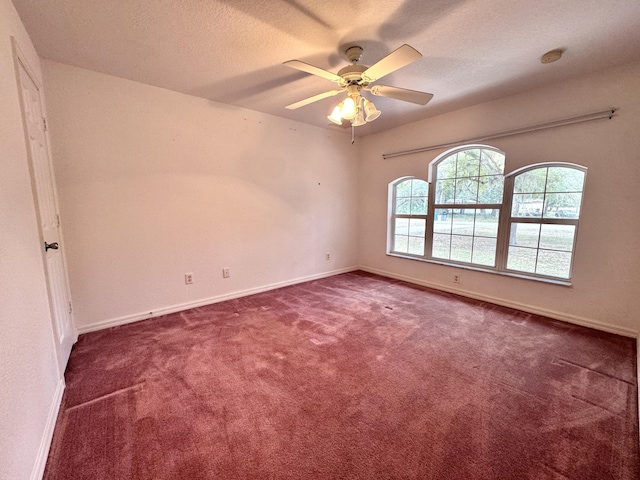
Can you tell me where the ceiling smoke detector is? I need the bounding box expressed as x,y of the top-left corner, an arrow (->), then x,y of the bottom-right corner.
541,49 -> 564,64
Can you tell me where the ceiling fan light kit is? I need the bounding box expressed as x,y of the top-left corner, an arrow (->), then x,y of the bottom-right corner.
284,44 -> 433,134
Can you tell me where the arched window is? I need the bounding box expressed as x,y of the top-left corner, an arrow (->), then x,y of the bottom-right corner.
386,145 -> 587,284
429,146 -> 505,267
388,177 -> 428,256
505,164 -> 586,279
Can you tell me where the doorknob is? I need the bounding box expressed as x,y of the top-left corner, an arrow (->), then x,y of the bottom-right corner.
45,241 -> 59,251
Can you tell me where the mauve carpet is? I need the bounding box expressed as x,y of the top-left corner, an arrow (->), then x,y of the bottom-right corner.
44,271 -> 638,479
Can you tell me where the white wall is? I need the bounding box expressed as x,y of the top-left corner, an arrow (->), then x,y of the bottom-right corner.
358,61 -> 640,335
42,61 -> 360,332
41,59 -> 640,337
0,0 -> 63,478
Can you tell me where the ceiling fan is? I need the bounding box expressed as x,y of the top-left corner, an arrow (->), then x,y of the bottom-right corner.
283,44 -> 433,127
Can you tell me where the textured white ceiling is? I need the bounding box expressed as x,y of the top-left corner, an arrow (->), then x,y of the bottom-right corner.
11,0 -> 640,135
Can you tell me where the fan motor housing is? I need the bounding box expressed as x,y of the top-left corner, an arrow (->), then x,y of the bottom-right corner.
337,64 -> 368,85
345,46 -> 363,62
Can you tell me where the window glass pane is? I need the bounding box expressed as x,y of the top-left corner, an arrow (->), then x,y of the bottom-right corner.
394,235 -> 408,253
437,156 -> 457,179
454,178 -> 479,204
477,175 -> 504,204
452,210 -> 475,235
394,218 -> 408,235
395,197 -> 411,214
396,180 -> 412,197
408,237 -> 425,256
536,250 -> 571,278
539,224 -> 575,252
434,209 -> 452,233
479,150 -> 505,176
408,219 -> 426,237
474,209 -> 499,237
511,194 -> 544,218
514,168 -> 547,194
509,223 -> 540,248
451,235 -> 473,262
391,177 -> 429,257
435,179 -> 455,204
546,167 -> 585,193
457,149 -> 481,176
472,237 -> 496,266
411,179 -> 428,196
432,233 -> 451,259
410,197 -> 427,215
543,193 -> 582,219
507,246 -> 537,273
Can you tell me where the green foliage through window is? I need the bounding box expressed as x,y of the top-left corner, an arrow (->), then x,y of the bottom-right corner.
432,147 -> 504,267
387,146 -> 586,282
507,165 -> 585,279
391,178 -> 428,256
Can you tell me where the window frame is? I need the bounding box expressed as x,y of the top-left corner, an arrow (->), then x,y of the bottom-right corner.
388,176 -> 429,257
500,162 -> 587,281
386,146 -> 587,285
426,145 -> 506,270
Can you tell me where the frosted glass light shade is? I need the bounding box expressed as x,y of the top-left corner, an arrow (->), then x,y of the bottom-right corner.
352,110 -> 366,126
364,99 -> 381,122
341,96 -> 356,119
328,104 -> 343,125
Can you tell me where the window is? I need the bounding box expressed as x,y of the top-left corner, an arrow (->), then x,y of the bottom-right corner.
386,145 -> 586,283
389,177 -> 428,256
506,164 -> 586,279
431,146 -> 504,267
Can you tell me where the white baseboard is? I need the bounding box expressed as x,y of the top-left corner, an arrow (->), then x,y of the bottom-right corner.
30,378 -> 65,480
359,266 -> 638,338
77,267 -> 359,334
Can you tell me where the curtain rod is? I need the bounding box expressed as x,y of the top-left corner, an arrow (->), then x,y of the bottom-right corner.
382,108 -> 617,160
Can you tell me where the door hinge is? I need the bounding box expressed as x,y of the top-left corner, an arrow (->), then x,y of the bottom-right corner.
56,214 -> 61,227
43,117 -> 47,131
68,301 -> 73,314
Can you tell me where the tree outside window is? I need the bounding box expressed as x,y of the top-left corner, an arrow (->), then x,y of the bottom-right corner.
390,178 -> 428,256
506,164 -> 586,279
387,146 -> 586,283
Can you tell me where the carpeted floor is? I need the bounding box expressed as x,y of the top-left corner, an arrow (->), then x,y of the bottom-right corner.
44,271 -> 639,479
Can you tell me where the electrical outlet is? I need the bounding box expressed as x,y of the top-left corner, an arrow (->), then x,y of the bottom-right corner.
185,273 -> 193,285
326,252 -> 330,261
222,268 -> 230,279
453,274 -> 460,284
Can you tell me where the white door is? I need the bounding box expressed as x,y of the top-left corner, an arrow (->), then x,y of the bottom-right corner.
17,55 -> 76,372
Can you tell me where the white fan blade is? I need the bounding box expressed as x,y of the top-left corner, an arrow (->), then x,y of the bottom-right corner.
369,85 -> 433,105
285,90 -> 343,110
284,60 -> 342,83
362,45 -> 422,83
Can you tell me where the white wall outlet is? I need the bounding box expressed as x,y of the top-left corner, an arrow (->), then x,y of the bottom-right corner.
222,268 -> 230,278
326,252 -> 330,261
453,274 -> 460,284
185,273 -> 193,285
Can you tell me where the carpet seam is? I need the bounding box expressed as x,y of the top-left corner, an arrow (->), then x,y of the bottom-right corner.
66,382 -> 146,411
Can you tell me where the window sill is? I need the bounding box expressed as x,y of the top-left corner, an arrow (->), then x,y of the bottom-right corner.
386,252 -> 572,287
